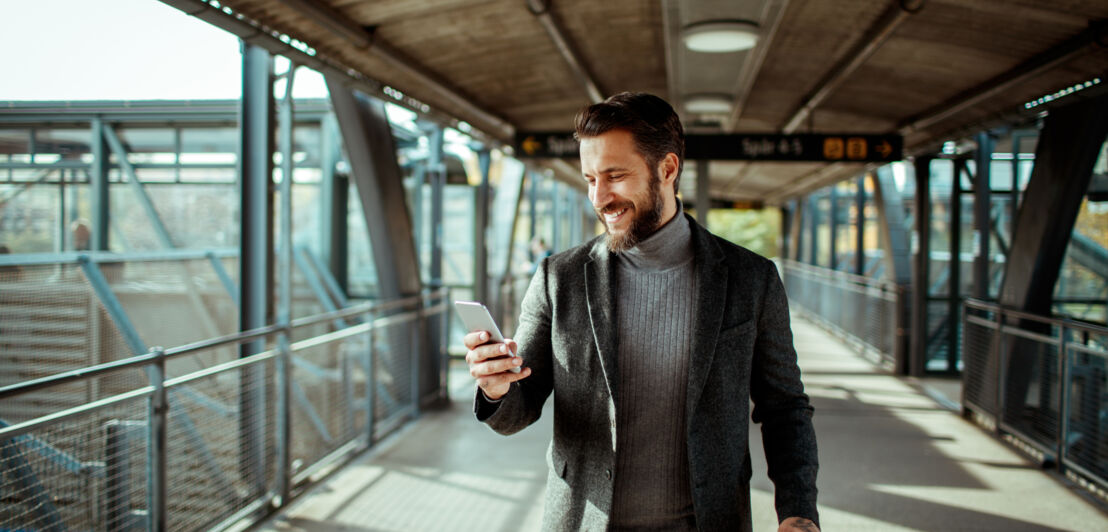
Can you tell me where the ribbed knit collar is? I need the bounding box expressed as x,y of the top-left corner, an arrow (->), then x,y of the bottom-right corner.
617,199 -> 694,272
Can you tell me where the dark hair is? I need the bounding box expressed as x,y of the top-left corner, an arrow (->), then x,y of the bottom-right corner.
573,92 -> 685,193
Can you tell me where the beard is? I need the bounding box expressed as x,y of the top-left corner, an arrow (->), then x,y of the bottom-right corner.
597,170 -> 665,253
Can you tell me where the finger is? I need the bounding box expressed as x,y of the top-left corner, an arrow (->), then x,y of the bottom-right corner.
462,330 -> 491,349
503,338 -> 518,355
477,367 -> 531,389
470,342 -> 512,363
470,354 -> 523,377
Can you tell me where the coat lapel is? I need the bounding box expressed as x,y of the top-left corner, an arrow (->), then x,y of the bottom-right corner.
686,216 -> 728,422
584,240 -> 619,406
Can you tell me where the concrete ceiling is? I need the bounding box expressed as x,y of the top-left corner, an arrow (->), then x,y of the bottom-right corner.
162,0 -> 1108,204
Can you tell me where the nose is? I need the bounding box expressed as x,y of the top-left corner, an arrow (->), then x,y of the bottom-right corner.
590,180 -> 610,210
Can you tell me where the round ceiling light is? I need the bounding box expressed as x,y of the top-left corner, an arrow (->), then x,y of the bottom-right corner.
683,20 -> 760,53
685,94 -> 734,114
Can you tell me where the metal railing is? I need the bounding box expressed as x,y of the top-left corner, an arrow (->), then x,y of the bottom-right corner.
962,298 -> 1108,498
0,289 -> 450,532
782,259 -> 904,369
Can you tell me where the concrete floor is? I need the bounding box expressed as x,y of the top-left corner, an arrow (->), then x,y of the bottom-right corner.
253,315 -> 1108,531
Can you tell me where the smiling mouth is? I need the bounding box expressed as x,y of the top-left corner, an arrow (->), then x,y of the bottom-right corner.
602,208 -> 628,226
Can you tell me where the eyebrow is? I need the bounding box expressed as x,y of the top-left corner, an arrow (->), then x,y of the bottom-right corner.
583,166 -> 631,178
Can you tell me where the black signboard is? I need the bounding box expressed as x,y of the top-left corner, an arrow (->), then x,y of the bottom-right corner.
515,132 -> 903,162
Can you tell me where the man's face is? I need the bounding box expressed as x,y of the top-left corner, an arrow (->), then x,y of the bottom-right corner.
579,129 -> 669,253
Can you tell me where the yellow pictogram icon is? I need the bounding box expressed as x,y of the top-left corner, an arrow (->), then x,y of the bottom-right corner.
823,138 -> 844,160
847,138 -> 867,160
876,140 -> 893,158
521,136 -> 542,156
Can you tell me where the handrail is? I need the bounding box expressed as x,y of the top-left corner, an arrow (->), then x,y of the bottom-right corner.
781,259 -> 902,292
0,248 -> 238,267
0,288 -> 450,401
964,297 -> 1108,337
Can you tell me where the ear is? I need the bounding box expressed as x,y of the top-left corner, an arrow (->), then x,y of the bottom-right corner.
658,152 -> 680,187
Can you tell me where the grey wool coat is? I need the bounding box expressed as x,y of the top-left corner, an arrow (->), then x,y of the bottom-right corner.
475,214 -> 819,531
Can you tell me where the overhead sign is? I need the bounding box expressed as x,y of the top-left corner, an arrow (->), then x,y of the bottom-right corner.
515,132 -> 903,162
686,134 -> 902,162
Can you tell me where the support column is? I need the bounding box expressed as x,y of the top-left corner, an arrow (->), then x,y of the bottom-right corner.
999,95 -> 1108,412
325,76 -> 421,299
237,42 -> 274,497
873,165 -> 913,375
475,149 -> 491,305
829,185 -> 839,270
788,198 -> 804,263
909,156 -> 932,377
696,159 -> 710,229
807,194 -> 819,265
855,176 -> 866,275
319,113 -> 348,294
426,125 -> 446,289
950,159 -> 965,372
973,132 -> 994,300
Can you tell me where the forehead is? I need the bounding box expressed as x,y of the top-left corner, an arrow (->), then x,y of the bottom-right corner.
578,129 -> 645,174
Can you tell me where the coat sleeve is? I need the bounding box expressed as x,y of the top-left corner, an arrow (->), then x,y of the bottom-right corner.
750,260 -> 820,526
472,258 -> 555,435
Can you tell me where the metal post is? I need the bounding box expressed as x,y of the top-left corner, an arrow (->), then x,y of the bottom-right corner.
808,194 -> 819,266
910,156 -> 933,377
696,159 -> 710,229
949,160 -> 964,373
275,62 -> 297,506
855,176 -> 866,275
973,132 -> 994,300
57,166 -> 66,253
147,347 -> 168,532
873,166 -> 913,375
427,125 -> 445,289
475,150 -> 491,305
237,42 -> 274,498
829,184 -> 840,270
365,312 -> 377,444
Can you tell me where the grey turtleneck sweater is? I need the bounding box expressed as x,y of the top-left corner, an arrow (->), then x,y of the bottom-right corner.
609,209 -> 698,530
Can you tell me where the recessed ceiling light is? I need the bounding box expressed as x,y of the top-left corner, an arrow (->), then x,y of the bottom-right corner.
683,20 -> 760,53
685,94 -> 734,114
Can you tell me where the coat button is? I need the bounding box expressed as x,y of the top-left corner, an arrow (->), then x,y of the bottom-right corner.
605,469 -> 612,480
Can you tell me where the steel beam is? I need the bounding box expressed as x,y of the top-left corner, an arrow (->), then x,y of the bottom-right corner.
526,0 -> 604,103
325,75 -> 422,299
318,113 -> 349,294
782,0 -> 925,133
807,194 -> 819,265
237,43 -> 274,497
872,165 -> 912,374
159,0 -> 512,143
999,95 -> 1108,433
973,132 -> 994,300
103,125 -> 175,248
899,21 -> 1108,135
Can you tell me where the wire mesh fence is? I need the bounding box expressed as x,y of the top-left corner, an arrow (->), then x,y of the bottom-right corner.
962,299 -> 1108,501
0,281 -> 450,532
782,260 -> 902,368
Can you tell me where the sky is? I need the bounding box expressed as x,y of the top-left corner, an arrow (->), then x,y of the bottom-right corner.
1,0 -> 327,100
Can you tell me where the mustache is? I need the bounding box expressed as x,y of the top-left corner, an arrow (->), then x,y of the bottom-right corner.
596,201 -> 634,215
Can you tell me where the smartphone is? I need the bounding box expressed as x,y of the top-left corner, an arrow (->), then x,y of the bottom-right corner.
454,300 -> 520,373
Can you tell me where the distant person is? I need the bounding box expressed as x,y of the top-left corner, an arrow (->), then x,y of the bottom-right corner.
529,236 -> 551,273
70,219 -> 91,251
464,93 -> 819,531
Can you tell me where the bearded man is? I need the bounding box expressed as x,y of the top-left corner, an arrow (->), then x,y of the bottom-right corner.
464,92 -> 820,532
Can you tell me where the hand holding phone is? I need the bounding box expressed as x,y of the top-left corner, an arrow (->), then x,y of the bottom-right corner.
455,300 -> 520,373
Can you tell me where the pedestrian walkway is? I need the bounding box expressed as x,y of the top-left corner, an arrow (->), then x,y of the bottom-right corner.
253,316 -> 1108,531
